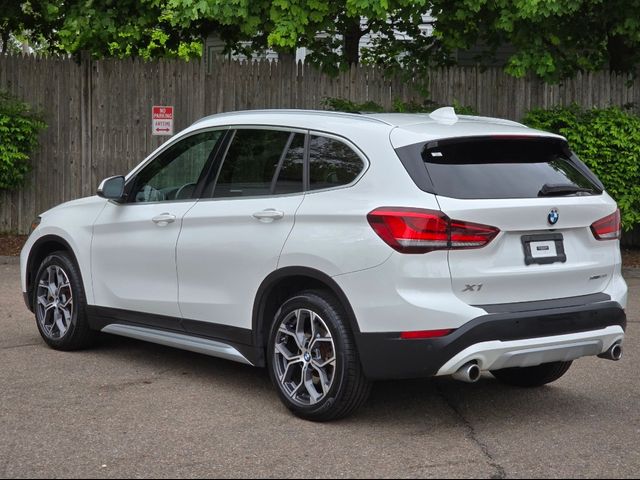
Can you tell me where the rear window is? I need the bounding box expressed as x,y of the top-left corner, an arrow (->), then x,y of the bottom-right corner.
397,137 -> 603,199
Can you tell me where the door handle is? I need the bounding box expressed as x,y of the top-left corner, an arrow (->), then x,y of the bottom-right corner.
152,213 -> 176,226
252,209 -> 285,223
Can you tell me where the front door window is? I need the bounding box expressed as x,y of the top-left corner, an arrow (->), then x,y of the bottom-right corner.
129,130 -> 223,203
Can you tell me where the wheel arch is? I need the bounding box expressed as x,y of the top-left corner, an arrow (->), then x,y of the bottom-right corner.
26,235 -> 81,311
252,267 -> 360,353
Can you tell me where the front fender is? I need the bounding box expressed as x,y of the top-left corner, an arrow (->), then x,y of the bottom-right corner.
21,197 -> 107,305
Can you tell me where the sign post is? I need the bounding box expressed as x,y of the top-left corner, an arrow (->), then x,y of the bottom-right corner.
152,106 -> 174,136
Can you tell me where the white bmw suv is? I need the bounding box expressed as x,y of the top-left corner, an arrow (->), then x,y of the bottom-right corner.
21,108 -> 627,421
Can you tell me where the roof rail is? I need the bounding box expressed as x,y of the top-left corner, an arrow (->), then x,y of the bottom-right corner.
457,114 -> 527,128
191,109 -> 395,126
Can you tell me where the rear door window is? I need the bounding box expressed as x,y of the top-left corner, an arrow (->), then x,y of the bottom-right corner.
411,137 -> 602,199
213,129 -> 295,198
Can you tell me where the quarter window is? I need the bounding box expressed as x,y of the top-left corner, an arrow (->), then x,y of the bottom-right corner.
309,136 -> 364,190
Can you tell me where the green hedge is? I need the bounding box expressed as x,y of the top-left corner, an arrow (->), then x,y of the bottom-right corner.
524,105 -> 640,231
0,91 -> 46,191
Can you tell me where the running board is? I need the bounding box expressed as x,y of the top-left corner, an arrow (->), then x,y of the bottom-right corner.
101,324 -> 254,366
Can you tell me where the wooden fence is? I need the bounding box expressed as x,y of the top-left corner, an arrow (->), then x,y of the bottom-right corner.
0,54 -> 639,238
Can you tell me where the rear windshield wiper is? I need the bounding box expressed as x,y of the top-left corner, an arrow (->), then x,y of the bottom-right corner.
538,183 -> 594,197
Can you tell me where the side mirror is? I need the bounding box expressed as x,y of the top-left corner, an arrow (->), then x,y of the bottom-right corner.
97,176 -> 126,201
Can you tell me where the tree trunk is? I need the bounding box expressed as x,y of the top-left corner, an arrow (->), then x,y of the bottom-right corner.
343,17 -> 363,66
607,34 -> 637,73
278,50 -> 296,64
1,32 -> 9,54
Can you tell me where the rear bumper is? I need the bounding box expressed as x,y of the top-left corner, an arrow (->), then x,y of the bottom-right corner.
436,326 -> 624,376
355,300 -> 626,380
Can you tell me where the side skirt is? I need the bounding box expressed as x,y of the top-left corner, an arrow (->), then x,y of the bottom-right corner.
87,306 -> 266,367
101,324 -> 254,366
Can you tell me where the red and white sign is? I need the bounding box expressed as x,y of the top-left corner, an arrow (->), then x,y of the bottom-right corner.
152,106 -> 174,136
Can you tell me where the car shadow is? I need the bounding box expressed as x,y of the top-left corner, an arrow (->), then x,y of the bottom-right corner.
92,333 -> 608,427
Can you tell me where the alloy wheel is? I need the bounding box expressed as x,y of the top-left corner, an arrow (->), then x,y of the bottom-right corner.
273,308 -> 337,406
36,265 -> 74,339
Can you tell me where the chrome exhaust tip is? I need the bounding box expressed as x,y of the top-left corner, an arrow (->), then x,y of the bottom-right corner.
452,362 -> 481,383
598,343 -> 623,361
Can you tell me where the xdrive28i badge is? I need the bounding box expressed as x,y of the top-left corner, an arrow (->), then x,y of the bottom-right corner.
548,208 -> 559,225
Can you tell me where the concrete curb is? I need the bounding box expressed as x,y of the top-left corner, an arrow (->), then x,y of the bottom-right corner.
0,256 -> 19,265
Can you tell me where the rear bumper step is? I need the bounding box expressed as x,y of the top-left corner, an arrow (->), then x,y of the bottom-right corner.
355,300 -> 626,380
436,326 -> 624,376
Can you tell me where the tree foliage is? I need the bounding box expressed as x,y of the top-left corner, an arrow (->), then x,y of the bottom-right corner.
52,0 -> 202,59
0,0 -> 62,54
6,1 -> 640,81
0,91 -> 46,191
525,105 -> 640,230
430,0 -> 640,81
164,0 -> 430,68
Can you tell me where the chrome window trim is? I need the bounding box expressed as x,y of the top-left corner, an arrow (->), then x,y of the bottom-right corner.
123,123 -> 372,203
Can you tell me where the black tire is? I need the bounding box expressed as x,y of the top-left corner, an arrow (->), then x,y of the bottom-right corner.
32,251 -> 96,351
267,290 -> 371,422
491,361 -> 573,387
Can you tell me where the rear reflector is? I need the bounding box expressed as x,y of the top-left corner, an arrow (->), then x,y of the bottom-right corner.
400,329 -> 454,340
591,210 -> 621,241
367,207 -> 499,254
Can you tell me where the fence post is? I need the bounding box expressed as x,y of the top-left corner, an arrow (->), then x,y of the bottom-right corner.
80,51 -> 93,197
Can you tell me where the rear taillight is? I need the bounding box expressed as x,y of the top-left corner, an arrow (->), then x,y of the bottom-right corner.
367,207 -> 500,254
591,209 -> 621,241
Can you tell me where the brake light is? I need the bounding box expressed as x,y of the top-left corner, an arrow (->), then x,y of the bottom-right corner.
591,210 -> 621,241
367,207 -> 499,254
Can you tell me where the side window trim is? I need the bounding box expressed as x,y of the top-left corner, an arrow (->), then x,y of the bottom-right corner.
269,133 -> 296,194
195,126 -> 369,200
206,129 -> 237,199
303,132 -> 310,192
191,129 -> 233,199
197,129 -> 235,199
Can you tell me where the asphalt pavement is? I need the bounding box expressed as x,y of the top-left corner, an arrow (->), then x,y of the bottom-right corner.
1,261 -> 638,478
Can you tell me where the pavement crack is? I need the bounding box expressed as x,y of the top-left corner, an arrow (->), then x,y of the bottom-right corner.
0,342 -> 40,350
435,382 -> 507,479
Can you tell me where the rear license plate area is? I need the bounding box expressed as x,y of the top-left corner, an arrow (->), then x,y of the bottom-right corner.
521,233 -> 567,265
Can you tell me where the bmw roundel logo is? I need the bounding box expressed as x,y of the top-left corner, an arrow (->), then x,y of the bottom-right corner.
548,209 -> 559,225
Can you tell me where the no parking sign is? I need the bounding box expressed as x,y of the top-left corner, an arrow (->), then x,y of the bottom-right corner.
152,106 -> 174,136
